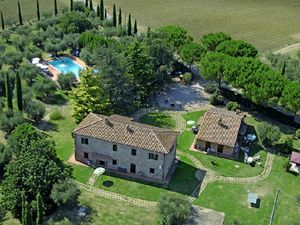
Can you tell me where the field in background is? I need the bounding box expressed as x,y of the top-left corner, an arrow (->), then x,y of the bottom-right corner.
0,0 -> 69,22
105,0 -> 300,53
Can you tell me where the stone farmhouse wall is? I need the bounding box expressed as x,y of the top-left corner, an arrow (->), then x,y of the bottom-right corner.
195,140 -> 234,156
74,134 -> 176,181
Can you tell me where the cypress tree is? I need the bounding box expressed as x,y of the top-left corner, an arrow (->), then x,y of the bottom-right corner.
70,0 -> 73,12
36,0 -> 40,21
5,72 -> 13,110
100,0 -> 104,20
127,14 -> 132,36
89,0 -> 93,11
281,60 -> 287,75
96,4 -> 100,17
54,0 -> 58,16
16,71 -> 23,111
36,193 -> 44,225
147,27 -> 151,38
21,192 -> 26,225
18,1 -> 23,25
85,0 -> 88,8
118,7 -> 122,26
24,201 -> 32,225
112,4 -> 117,26
1,11 -> 4,30
133,19 -> 138,34
104,9 -> 107,18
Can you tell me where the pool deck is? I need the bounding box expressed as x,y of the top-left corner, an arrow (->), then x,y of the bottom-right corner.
46,55 -> 87,81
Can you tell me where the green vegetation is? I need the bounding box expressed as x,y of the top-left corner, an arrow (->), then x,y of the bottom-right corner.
104,0 -> 300,52
138,112 -> 176,129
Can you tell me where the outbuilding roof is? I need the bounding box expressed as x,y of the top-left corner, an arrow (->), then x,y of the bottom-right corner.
73,113 -> 179,154
290,151 -> 300,165
196,108 -> 245,147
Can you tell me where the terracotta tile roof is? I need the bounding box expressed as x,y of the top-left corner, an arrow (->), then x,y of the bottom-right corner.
290,151 -> 300,165
196,108 -> 245,147
73,113 -> 179,154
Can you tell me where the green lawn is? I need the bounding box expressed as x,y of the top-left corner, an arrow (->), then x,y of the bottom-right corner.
0,0 -> 69,24
138,112 -> 176,129
79,191 -> 156,225
195,155 -> 300,225
183,110 -> 206,128
44,103 -> 77,161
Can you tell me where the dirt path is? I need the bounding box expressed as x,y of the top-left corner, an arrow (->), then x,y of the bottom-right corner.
274,42 -> 300,54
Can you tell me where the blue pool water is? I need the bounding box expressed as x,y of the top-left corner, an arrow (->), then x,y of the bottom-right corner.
48,57 -> 84,77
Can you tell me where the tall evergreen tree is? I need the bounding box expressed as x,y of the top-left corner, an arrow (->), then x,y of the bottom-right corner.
24,201 -> 32,225
89,0 -> 93,11
104,9 -> 107,18
70,0 -> 73,12
127,14 -> 132,36
36,0 -> 40,21
0,11 -> 4,30
96,4 -> 100,17
6,72 -> 13,110
133,19 -> 138,34
112,4 -> 117,26
118,7 -> 122,26
147,27 -> 151,38
281,60 -> 287,75
85,0 -> 88,8
16,71 -> 23,111
54,0 -> 58,16
100,0 -> 104,20
36,193 -> 44,225
21,192 -> 26,225
18,1 -> 23,25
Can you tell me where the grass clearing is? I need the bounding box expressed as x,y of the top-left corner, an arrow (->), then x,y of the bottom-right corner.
91,155 -> 198,201
105,0 -> 300,52
183,110 -> 206,128
195,155 -> 300,225
138,112 -> 176,129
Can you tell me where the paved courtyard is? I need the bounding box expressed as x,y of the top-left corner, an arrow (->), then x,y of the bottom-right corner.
156,81 -> 210,111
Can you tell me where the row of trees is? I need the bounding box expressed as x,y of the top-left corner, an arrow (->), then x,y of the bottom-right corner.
199,32 -> 300,113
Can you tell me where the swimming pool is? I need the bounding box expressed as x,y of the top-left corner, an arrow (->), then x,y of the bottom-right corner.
48,57 -> 84,78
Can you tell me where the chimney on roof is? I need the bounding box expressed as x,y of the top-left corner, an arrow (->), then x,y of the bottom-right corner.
105,118 -> 113,127
218,118 -> 223,126
126,124 -> 134,133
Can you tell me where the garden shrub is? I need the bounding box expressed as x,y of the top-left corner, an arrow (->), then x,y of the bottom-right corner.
50,110 -> 64,121
256,122 -> 281,146
25,100 -> 46,122
182,72 -> 192,85
226,101 -> 241,111
204,83 -> 218,94
278,136 -> 294,154
157,194 -> 191,225
210,92 -> 224,105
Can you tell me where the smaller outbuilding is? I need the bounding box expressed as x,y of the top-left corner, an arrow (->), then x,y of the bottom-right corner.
289,151 -> 300,174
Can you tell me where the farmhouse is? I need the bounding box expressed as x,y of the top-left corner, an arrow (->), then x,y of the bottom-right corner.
289,151 -> 300,174
73,113 -> 179,183
194,108 -> 247,158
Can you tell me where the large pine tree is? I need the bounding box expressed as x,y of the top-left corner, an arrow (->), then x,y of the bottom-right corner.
134,20 -> 138,34
5,72 -> 13,110
112,4 -> 117,26
127,14 -> 132,36
36,193 -> 44,225
100,0 -> 104,20
0,11 -> 4,30
16,72 -> 23,111
118,7 -> 122,26
18,1 -> 23,25
36,0 -> 40,21
54,0 -> 58,16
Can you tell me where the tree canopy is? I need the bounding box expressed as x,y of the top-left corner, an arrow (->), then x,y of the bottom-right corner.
201,32 -> 231,51
216,39 -> 258,57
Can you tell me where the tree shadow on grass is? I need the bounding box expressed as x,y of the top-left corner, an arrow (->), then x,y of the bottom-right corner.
43,92 -> 68,106
96,160 -> 202,198
36,120 -> 58,132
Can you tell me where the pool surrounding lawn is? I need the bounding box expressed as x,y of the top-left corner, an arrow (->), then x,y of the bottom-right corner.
48,57 -> 84,78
